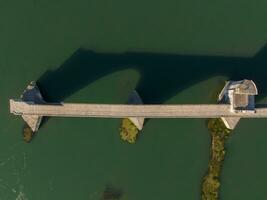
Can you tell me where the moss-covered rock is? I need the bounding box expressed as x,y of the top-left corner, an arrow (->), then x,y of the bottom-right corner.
23,125 -> 34,143
119,118 -> 139,143
202,118 -> 232,200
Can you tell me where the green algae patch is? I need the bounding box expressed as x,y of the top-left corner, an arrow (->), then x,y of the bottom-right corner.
202,118 -> 232,200
23,125 -> 35,143
119,118 -> 139,143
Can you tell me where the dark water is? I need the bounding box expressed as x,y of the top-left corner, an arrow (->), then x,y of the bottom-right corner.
1,0 -> 267,199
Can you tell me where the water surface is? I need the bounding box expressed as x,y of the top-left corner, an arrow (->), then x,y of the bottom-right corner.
1,0 -> 267,199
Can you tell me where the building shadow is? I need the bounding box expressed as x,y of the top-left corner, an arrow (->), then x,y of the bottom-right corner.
36,44 -> 267,128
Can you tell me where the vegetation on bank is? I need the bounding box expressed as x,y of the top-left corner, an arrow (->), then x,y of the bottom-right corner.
23,125 -> 35,143
201,118 -> 232,200
119,118 -> 139,143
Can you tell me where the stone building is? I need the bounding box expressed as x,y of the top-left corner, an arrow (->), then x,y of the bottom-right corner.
218,79 -> 258,129
219,79 -> 258,113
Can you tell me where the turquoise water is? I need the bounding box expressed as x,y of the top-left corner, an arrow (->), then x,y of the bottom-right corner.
1,0 -> 267,199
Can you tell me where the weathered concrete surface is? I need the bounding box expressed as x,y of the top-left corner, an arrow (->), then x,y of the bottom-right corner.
10,100 -> 267,118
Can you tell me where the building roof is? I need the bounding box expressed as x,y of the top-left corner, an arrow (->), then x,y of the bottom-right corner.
229,79 -> 258,95
233,94 -> 249,109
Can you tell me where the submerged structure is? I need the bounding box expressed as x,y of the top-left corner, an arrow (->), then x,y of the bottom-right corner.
9,80 -> 267,132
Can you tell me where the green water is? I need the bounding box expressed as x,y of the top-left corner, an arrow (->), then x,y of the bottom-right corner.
1,0 -> 267,199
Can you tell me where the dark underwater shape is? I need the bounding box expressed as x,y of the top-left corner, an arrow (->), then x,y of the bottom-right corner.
101,184 -> 123,200
37,44 -> 267,104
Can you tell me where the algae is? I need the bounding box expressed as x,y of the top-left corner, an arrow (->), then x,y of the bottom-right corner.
201,118 -> 232,200
119,118 -> 139,143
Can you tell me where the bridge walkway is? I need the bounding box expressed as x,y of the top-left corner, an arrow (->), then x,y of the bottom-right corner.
10,99 -> 267,118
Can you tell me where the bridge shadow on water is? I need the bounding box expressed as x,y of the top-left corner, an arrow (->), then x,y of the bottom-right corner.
34,46 -> 267,197
37,44 -> 267,105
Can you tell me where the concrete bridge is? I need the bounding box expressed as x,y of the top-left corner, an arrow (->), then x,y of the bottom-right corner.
10,100 -> 267,118
9,80 -> 267,132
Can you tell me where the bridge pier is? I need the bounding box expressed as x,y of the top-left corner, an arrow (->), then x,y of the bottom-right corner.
20,81 -> 44,132
127,90 -> 144,130
220,117 -> 240,130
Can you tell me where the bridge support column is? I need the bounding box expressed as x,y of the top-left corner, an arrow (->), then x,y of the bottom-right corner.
127,90 -> 144,130
21,81 -> 44,132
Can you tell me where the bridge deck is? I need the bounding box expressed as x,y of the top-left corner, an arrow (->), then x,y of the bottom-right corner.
10,99 -> 267,118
